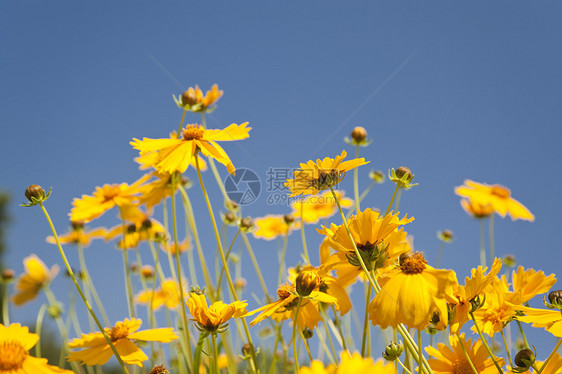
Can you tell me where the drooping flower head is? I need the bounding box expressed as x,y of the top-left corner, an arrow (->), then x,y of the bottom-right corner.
173,84 -> 223,113
252,215 -> 299,240
46,221 -> 106,248
131,122 -> 251,175
187,292 -> 247,333
369,252 -> 457,331
105,205 -> 167,249
67,318 -> 178,367
292,190 -> 353,224
284,150 -> 369,197
426,333 -> 504,374
455,180 -> 534,221
0,323 -> 73,374
12,255 -> 59,306
135,279 -> 182,311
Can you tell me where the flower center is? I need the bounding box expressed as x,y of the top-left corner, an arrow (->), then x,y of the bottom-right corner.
400,252 -> 427,274
110,322 -> 130,341
101,185 -> 122,201
453,360 -> 474,374
276,284 -> 294,300
311,169 -> 341,191
491,185 -> 510,199
182,124 -> 205,140
0,341 -> 27,370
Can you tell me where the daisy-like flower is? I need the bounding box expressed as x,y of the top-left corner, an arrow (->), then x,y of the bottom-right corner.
248,282 -> 338,329
161,239 -> 191,255
135,279 -> 182,310
130,122 -> 251,175
67,318 -> 178,367
459,198 -> 494,218
516,305 -> 562,337
455,180 -> 534,221
69,175 -> 149,223
46,222 -> 106,248
0,323 -> 73,374
135,134 -> 207,173
292,190 -> 353,224
319,209 -> 414,286
187,292 -> 247,333
447,258 -> 502,334
426,333 -> 504,374
284,150 -> 369,197
508,266 -> 557,303
369,252 -> 457,331
252,215 -> 298,240
12,255 -> 58,306
173,84 -> 223,113
299,351 -> 396,374
105,206 -> 166,249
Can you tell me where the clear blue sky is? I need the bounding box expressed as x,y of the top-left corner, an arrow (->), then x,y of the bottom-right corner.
1,0 -> 561,360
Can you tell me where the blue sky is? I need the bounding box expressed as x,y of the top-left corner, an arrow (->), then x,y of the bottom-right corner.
1,0 -> 561,362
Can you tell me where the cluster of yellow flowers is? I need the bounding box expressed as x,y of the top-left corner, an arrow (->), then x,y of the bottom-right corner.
3,83 -> 561,374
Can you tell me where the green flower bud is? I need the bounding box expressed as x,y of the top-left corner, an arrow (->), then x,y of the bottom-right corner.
437,229 -> 454,243
545,290 -> 562,310
302,328 -> 314,339
239,217 -> 254,231
369,170 -> 385,184
22,184 -> 51,206
514,347 -> 536,372
382,341 -> 403,361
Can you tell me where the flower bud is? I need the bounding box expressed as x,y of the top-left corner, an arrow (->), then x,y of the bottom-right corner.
503,254 -> 517,268
181,89 -> 198,107
351,126 -> 367,143
389,167 -> 417,189
382,341 -> 403,361
48,303 -> 64,319
369,170 -> 385,184
234,277 -> 247,290
1,269 -> 15,281
241,343 -> 254,357
295,270 -> 320,297
149,365 -> 169,374
22,184 -> 51,206
438,229 -> 454,243
395,167 -> 411,179
239,217 -> 254,230
130,262 -> 139,273
302,328 -> 314,339
284,214 -> 295,225
140,265 -> 154,279
514,348 -> 536,370
223,212 -> 237,225
546,290 -> 562,310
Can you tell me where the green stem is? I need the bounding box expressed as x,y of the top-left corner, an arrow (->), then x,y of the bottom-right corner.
194,332 -> 209,374
170,173 -> 194,370
299,328 -> 313,362
394,188 -> 403,212
469,311 -> 503,374
1,283 -> 9,325
331,305 -> 348,351
501,329 -> 513,369
489,214 -> 495,264
178,107 -> 188,135
354,144 -> 361,214
277,233 -> 289,286
516,320 -> 530,349
34,304 -> 47,357
435,242 -> 445,269
417,330 -> 424,374
217,229 -> 241,292
456,334 -> 478,374
396,357 -> 413,374
195,155 -> 259,373
38,203 -> 129,374
119,211 -> 135,319
212,334 -> 219,374
300,201 -> 311,264
537,338 -> 562,374
241,233 -> 270,301
292,298 -> 303,373
77,244 -> 110,326
385,184 -> 400,216
319,306 -> 337,363
361,285 -> 372,356
479,219 -> 487,267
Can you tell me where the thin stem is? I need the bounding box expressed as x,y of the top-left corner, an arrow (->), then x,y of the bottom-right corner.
319,306 -> 337,362
299,329 -> 313,362
34,304 -> 47,357
194,332 -> 208,374
385,184 -> 400,216
354,144 -> 361,214
501,329 -> 513,369
119,211 -> 135,318
394,188 -> 403,212
516,320 -> 530,349
277,233 -> 289,286
241,232 -> 269,300
331,305 -> 348,351
361,285 -> 372,357
456,334 -> 478,374
77,244 -> 110,326
469,311 -> 503,374
1,283 -> 9,325
479,219 -> 487,267
300,201 -> 311,264
435,242 -> 445,269
489,214 -> 495,264
292,298 -> 303,373
537,338 -> 562,374
178,107 -> 188,135
217,229 -> 241,292
417,330 -> 424,374
396,357 -> 414,374
212,334 -> 219,374
38,203 -> 129,374
170,173 -> 194,370
195,155 -> 259,373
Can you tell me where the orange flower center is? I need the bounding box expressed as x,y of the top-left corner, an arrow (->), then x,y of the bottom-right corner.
491,185 -> 510,199
101,185 -> 122,201
0,341 -> 27,370
110,323 -> 130,341
276,284 -> 294,300
453,360 -> 474,374
182,124 -> 205,140
400,252 -> 427,274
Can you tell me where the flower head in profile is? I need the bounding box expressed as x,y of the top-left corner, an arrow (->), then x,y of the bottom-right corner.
455,180 -> 534,221
46,222 -> 106,248
369,252 -> 457,331
516,304 -> 562,337
299,351 -> 396,373
70,175 -> 149,223
0,323 -> 73,374
285,150 -> 369,197
135,279 -> 182,311
12,255 -> 59,306
67,318 -> 178,367
459,199 -> 494,218
131,122 -> 250,175
426,333 -> 504,374
173,84 -> 223,113
292,190 -> 353,224
187,292 -> 247,333
105,206 -> 166,249
252,215 -> 299,241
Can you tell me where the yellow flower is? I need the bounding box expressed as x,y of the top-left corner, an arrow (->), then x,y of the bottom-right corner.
161,239 -> 191,255
0,323 -> 72,374
447,258 -> 502,334
508,266 -> 556,303
459,198 -> 494,218
67,318 -> 178,367
426,333 -> 504,374
46,222 -> 106,247
69,175 -> 149,223
12,255 -> 58,306
248,282 -> 338,329
299,351 -> 396,373
135,279 -> 182,310
369,252 -> 457,331
187,292 -> 248,333
135,134 -> 208,173
292,190 -> 353,224
284,150 -> 369,197
105,207 -> 166,249
173,84 -> 223,112
516,305 -> 562,337
455,180 -> 534,221
130,122 -> 251,175
252,215 -> 298,240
